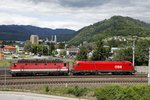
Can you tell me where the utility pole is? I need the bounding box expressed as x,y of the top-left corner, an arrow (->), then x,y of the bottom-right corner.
42,45 -> 43,56
4,59 -> 7,88
4,66 -> 6,88
132,36 -> 137,67
37,46 -> 38,55
47,45 -> 49,56
132,40 -> 135,66
148,48 -> 150,84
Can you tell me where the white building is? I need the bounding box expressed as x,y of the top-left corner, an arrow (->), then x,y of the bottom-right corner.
30,35 -> 39,44
66,48 -> 79,57
45,35 -> 57,43
56,49 -> 65,57
111,47 -> 120,54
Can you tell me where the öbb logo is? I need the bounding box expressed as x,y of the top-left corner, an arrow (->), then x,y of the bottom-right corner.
115,65 -> 122,69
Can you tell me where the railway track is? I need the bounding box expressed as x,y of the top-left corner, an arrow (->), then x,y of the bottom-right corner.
0,77 -> 147,86
0,74 -> 147,87
0,74 -> 147,80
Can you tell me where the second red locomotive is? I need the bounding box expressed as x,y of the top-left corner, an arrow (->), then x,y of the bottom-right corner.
72,61 -> 135,75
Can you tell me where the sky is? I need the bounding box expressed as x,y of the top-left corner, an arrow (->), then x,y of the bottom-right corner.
0,0 -> 150,30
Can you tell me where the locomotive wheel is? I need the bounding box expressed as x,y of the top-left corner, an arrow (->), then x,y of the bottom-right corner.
12,73 -> 17,77
112,72 -> 120,75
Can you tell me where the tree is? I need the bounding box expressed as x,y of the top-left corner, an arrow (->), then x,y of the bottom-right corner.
76,46 -> 88,60
31,44 -> 38,55
58,42 -> 65,49
135,39 -> 149,65
60,50 -> 66,57
114,47 -> 132,61
47,42 -> 55,55
91,40 -> 110,61
112,39 -> 150,65
37,44 -> 43,55
52,50 -> 58,57
43,45 -> 49,55
24,40 -> 32,53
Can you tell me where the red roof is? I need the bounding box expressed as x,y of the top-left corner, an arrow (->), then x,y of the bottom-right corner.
67,48 -> 79,51
4,45 -> 16,49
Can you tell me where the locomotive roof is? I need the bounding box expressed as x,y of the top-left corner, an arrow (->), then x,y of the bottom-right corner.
75,60 -> 131,63
17,59 -> 63,63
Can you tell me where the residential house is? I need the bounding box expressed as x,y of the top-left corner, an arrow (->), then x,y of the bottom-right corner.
0,53 -> 4,59
66,48 -> 79,58
0,45 -> 16,54
56,49 -> 65,57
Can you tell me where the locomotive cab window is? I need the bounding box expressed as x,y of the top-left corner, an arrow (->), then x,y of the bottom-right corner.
76,63 -> 80,66
64,63 -> 66,66
14,63 -> 16,67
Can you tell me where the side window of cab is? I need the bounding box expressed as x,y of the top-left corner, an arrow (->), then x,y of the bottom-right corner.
76,63 -> 80,66
14,63 -> 16,67
129,63 -> 133,66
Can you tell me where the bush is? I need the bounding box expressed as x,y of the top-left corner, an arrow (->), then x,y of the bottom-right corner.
95,85 -> 123,100
131,85 -> 150,100
121,86 -> 139,100
45,86 -> 49,93
67,86 -> 88,97
95,85 -> 150,100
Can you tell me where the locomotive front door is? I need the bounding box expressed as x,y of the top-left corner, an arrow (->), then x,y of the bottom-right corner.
57,65 -> 61,72
55,64 -> 60,75
20,65 -> 24,72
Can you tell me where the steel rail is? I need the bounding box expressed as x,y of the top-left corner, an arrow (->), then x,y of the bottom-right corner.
0,78 -> 147,86
0,74 -> 147,80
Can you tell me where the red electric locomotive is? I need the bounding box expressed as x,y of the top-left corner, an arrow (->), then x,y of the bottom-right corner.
10,59 -> 69,76
10,59 -> 135,76
72,61 -> 135,75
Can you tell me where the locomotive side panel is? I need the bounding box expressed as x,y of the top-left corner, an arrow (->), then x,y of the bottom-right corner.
73,61 -> 94,70
95,61 -> 134,71
72,61 -> 95,74
11,62 -> 69,76
72,61 -> 135,75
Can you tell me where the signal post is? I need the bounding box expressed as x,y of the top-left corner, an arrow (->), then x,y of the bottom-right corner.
148,48 -> 150,84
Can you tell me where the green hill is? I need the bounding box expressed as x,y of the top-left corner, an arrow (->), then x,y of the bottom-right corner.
68,16 -> 150,45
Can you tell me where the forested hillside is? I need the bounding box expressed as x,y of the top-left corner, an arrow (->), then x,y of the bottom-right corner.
69,16 -> 150,45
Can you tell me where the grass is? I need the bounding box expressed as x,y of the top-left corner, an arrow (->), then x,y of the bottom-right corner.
0,54 -> 33,68
95,85 -> 150,100
0,60 -> 13,67
36,85 -> 94,99
0,85 -> 94,99
1,84 -> 150,100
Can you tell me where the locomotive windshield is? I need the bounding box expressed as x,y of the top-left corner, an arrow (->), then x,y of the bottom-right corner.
64,63 -> 66,66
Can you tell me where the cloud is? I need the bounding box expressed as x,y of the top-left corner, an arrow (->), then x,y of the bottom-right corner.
0,0 -> 150,30
58,0 -> 110,8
